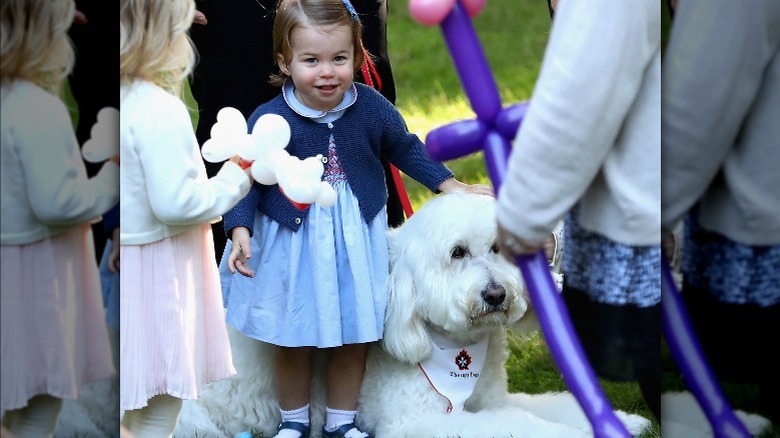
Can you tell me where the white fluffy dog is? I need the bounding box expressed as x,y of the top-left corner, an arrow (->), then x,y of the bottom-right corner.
175,193 -> 649,438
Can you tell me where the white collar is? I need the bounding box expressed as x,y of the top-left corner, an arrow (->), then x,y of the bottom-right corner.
282,80 -> 357,123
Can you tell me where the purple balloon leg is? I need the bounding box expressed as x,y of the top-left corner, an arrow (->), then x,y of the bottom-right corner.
481,131 -> 511,190
517,252 -> 632,438
661,257 -> 750,438
495,102 -> 530,139
441,2 -> 502,123
426,119 -> 488,162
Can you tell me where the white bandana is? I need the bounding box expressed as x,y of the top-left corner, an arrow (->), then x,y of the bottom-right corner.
417,335 -> 489,413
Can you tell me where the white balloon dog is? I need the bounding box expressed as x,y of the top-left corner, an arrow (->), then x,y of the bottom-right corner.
201,107 -> 336,210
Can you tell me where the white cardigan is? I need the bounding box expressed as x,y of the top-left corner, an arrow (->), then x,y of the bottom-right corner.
120,80 -> 251,245
497,0 -> 661,246
1,81 -> 119,245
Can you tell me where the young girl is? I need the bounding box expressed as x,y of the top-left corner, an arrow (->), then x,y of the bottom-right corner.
119,0 -> 253,436
1,0 -> 119,435
220,1 -> 492,437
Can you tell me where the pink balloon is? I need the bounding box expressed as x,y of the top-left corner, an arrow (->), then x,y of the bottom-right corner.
462,0 -> 488,17
409,0 -> 456,26
409,0 -> 486,26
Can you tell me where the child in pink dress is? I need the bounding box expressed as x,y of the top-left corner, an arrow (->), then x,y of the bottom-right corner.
119,0 -> 253,436
1,1 -> 119,435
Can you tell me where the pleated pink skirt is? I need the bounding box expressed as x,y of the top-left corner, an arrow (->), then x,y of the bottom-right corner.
119,224 -> 236,411
1,224 -> 116,411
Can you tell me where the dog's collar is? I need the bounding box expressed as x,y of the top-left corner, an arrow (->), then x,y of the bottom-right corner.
417,335 -> 489,414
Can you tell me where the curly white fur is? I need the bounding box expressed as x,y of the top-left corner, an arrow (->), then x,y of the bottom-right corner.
174,193 -> 650,438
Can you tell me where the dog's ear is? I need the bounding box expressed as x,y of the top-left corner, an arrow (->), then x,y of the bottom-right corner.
381,232 -> 432,364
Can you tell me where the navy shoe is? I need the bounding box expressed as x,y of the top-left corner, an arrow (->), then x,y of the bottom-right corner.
321,423 -> 373,438
273,421 -> 310,438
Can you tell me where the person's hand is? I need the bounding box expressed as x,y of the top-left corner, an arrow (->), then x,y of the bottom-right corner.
108,227 -> 120,273
437,177 -> 494,197
109,155 -> 120,166
193,9 -> 208,25
228,227 -> 254,277
229,155 -> 254,178
496,223 -> 545,263
73,9 -> 87,25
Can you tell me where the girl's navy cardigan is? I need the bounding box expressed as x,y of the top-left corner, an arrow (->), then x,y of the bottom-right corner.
223,83 -> 454,234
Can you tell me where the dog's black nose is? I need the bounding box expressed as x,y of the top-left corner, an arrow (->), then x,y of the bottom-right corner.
482,284 -> 506,307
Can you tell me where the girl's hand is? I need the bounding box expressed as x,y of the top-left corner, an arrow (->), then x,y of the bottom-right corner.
229,155 -> 254,178
437,177 -> 494,197
228,227 -> 254,277
108,227 -> 120,273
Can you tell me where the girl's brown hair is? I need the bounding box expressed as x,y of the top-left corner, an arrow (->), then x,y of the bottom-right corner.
269,0 -> 365,87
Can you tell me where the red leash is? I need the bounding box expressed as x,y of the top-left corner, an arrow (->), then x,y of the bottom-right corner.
360,49 -> 415,220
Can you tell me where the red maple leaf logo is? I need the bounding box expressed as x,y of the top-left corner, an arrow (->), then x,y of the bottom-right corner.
455,349 -> 472,371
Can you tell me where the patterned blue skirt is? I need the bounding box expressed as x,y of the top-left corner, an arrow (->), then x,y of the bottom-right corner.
563,211 -> 661,307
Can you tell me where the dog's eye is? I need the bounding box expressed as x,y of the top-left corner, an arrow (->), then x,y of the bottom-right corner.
491,243 -> 499,254
451,245 -> 468,259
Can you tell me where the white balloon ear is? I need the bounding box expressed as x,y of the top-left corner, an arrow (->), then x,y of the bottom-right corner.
215,107 -> 248,132
201,138 -> 234,163
82,107 -> 119,163
203,107 -> 250,162
251,113 -> 291,152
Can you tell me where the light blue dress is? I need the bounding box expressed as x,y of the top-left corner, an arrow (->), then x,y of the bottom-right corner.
220,84 -> 389,348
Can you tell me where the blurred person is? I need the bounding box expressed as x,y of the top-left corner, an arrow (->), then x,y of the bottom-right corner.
1,0 -> 119,436
118,0 -> 253,436
495,0 -> 661,422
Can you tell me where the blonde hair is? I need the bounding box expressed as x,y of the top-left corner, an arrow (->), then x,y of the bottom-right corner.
0,0 -> 75,95
120,0 -> 196,96
269,0 -> 365,87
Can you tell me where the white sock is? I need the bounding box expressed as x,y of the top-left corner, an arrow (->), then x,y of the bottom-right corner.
120,394 -> 182,438
275,404 -> 309,438
2,394 -> 62,438
325,407 -> 356,431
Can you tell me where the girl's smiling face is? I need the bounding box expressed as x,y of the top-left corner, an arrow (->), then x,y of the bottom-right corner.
278,23 -> 355,112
